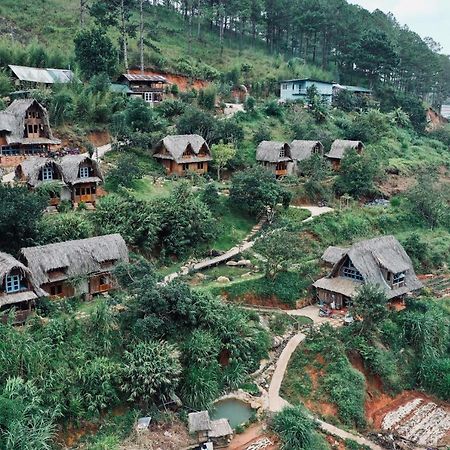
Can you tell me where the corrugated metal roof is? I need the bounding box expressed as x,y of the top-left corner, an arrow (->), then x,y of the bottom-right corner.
120,73 -> 168,83
9,65 -> 74,84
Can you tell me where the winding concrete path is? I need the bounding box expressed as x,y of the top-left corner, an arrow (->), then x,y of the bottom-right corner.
266,310 -> 384,450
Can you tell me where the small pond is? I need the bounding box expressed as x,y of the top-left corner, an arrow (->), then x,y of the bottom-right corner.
210,399 -> 254,429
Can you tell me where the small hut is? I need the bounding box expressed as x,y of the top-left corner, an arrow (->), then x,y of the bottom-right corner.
188,411 -> 233,448
326,140 -> 364,169
289,140 -> 324,174
20,234 -> 129,299
60,154 -> 104,206
313,235 -> 423,309
256,141 -> 292,177
0,99 -> 61,165
153,134 -> 212,176
188,411 -> 211,444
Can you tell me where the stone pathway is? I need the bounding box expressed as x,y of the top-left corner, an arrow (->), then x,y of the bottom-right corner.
162,206 -> 333,285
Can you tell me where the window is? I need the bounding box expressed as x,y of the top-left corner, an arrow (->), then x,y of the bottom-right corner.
342,259 -> 364,281
28,124 -> 33,134
79,166 -> 90,178
41,166 -> 53,181
279,149 -> 285,158
282,83 -> 288,90
144,92 -> 153,103
182,163 -> 189,171
197,162 -> 204,170
99,275 -> 109,286
33,125 -> 38,134
276,162 -> 286,171
393,272 -> 406,288
50,284 -> 63,296
75,187 -> 81,196
5,274 -> 21,293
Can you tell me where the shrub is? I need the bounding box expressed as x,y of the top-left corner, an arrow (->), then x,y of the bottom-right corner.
272,405 -> 328,450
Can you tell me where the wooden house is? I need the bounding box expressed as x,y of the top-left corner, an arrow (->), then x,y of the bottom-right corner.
326,140 -> 364,169
153,134 -> 212,175
0,252 -> 44,324
0,99 -> 61,165
289,140 -> 324,175
20,234 -> 129,300
188,411 -> 233,448
313,235 -> 423,309
60,154 -> 104,206
15,155 -> 103,207
15,157 -> 69,206
117,73 -> 168,105
256,141 -> 292,177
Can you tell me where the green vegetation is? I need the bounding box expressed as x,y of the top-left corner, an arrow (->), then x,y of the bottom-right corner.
272,405 -> 329,450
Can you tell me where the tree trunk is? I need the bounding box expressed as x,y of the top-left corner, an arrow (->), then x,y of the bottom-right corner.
217,166 -> 221,181
121,0 -> 129,72
80,0 -> 86,27
140,0 -> 144,73
197,0 -> 201,38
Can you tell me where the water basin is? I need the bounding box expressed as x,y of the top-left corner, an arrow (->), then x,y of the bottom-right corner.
210,399 -> 253,429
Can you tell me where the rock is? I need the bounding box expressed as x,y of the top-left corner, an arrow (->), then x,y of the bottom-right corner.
237,259 -> 252,267
241,272 -> 253,278
194,273 -> 206,280
217,276 -> 231,283
272,336 -> 283,348
226,260 -> 238,266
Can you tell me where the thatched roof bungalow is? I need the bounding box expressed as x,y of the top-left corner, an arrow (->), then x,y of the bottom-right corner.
289,140 -> 324,174
313,235 -> 423,309
20,234 -> 129,299
153,134 -> 212,176
15,154 -> 104,207
326,140 -> 364,169
0,99 -> 60,163
256,141 -> 292,177
0,251 -> 44,323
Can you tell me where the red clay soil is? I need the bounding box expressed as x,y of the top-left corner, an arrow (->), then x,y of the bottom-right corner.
303,355 -> 339,418
128,68 -> 209,91
87,130 -> 110,147
377,174 -> 415,197
228,292 -> 292,310
348,351 -> 450,432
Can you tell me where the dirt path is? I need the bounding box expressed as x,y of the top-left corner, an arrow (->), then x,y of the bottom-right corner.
92,143 -> 111,161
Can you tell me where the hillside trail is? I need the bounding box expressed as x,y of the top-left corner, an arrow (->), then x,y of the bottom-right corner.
161,205 -> 333,284
266,315 -> 384,450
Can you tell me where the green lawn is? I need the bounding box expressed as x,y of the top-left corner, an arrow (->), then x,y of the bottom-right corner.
210,200 -> 256,252
131,176 -> 175,201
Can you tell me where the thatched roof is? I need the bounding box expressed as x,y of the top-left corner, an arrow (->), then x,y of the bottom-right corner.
290,140 -> 324,161
313,276 -> 359,298
60,154 -> 103,185
0,99 -> 60,145
188,411 -> 211,433
314,235 -> 423,299
0,252 -> 32,286
327,140 -> 364,160
20,234 -> 129,287
256,141 -> 292,163
0,252 -> 44,306
15,155 -> 102,188
15,157 -> 64,187
153,134 -> 212,164
321,246 -> 348,265
209,419 -> 233,438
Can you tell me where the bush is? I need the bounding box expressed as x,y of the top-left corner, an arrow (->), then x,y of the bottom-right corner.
272,405 -> 328,450
37,213 -> 94,245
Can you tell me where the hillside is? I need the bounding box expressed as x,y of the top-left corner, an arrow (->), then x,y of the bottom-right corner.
0,0 -> 334,85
